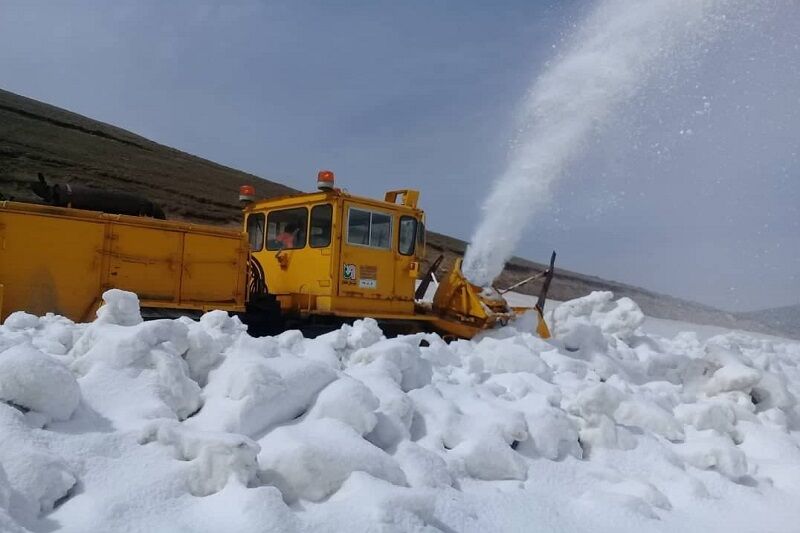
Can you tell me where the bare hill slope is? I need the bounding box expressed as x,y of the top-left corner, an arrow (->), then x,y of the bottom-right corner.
0,88 -> 294,224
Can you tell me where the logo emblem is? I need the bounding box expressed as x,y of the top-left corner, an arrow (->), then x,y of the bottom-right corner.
343,264 -> 356,281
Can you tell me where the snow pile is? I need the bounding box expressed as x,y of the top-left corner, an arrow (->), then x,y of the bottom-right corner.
138,420 -> 260,497
0,343 -> 80,423
1,289 -> 799,531
70,309 -> 202,426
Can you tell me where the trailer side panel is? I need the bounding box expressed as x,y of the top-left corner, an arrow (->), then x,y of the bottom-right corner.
0,201 -> 247,322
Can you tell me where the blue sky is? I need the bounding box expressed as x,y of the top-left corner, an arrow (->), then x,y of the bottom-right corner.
1,0 -> 797,311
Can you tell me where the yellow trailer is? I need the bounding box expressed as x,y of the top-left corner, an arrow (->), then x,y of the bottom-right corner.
0,201 -> 248,322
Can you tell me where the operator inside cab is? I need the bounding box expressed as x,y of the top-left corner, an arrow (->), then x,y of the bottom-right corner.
276,222 -> 298,249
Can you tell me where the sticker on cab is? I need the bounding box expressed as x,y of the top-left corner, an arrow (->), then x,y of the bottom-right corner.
343,263 -> 357,283
359,279 -> 377,289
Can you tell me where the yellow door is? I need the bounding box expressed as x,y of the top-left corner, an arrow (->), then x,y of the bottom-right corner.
337,202 -> 396,307
392,214 -> 421,303
252,203 -> 336,299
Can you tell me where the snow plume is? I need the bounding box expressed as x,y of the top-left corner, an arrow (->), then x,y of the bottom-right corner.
462,0 -> 743,286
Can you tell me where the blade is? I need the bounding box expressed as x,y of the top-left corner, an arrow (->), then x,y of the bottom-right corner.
535,251 -> 557,312
535,306 -> 551,339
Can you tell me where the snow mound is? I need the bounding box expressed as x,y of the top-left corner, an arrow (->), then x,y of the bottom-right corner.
0,404 -> 76,522
258,418 -> 407,503
139,420 -> 260,496
70,318 -> 201,427
0,343 -> 80,422
182,310 -> 247,386
552,291 -> 645,342
188,337 -> 337,436
95,288 -> 143,326
1,289 -> 799,532
305,376 -> 380,435
705,363 -> 762,395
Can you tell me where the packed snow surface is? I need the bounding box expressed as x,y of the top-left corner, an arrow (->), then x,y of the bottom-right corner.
1,289 -> 800,532
462,0 -> 749,286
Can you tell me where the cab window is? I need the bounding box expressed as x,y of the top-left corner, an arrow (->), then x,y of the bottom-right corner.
348,209 -> 370,246
348,208 -> 392,250
246,213 -> 265,251
371,212 -> 392,249
398,216 -> 417,256
266,207 -> 308,250
310,204 -> 332,248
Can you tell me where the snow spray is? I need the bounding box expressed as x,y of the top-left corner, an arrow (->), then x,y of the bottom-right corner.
462,0 -> 746,287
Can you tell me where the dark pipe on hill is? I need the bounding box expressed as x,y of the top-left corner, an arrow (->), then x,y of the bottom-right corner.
32,173 -> 166,219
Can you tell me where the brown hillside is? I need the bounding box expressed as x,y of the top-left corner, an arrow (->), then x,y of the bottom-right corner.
0,88 -> 294,224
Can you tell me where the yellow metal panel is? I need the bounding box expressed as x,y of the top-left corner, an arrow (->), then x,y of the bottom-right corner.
109,225 -> 182,300
329,296 -> 414,317
0,202 -> 246,323
384,189 -> 420,208
138,299 -> 243,313
0,208 -> 105,321
316,296 -> 332,311
257,247 -> 335,297
181,232 -> 246,303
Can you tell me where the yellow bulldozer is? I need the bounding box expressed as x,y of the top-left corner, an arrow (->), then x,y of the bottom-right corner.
0,171 -> 555,339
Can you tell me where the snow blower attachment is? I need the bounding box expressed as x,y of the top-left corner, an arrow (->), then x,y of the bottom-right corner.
429,258 -> 515,338
428,253 -> 556,339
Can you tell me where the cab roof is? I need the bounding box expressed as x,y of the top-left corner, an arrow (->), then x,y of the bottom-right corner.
243,188 -> 424,216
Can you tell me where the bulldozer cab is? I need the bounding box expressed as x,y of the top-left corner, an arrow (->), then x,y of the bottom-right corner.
242,176 -> 426,321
